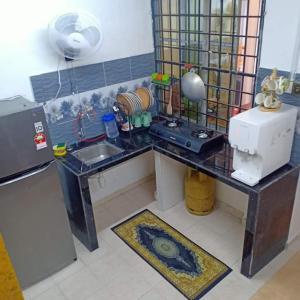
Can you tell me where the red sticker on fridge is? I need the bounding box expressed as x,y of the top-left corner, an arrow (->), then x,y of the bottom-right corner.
34,133 -> 47,150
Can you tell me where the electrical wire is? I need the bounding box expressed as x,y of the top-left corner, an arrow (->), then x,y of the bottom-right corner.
53,58 -> 62,100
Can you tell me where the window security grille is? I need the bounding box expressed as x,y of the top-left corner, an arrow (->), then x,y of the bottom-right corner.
151,0 -> 266,133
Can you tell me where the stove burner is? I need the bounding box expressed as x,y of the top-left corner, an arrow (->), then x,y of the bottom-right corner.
191,130 -> 213,139
165,119 -> 183,128
167,121 -> 178,128
198,132 -> 208,139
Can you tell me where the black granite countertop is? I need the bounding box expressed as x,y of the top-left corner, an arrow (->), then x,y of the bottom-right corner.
56,127 -> 299,195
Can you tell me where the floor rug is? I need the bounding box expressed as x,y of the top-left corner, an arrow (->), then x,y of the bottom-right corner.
111,209 -> 232,300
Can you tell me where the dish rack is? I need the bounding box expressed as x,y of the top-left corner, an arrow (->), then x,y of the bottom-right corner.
113,87 -> 155,139
116,87 -> 155,116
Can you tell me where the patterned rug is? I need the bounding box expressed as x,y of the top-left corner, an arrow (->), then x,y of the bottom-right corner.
112,209 -> 232,300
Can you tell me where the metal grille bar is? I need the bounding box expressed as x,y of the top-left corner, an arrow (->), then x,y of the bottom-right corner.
151,0 -> 266,133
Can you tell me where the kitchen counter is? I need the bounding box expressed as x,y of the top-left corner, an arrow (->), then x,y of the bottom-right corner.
57,127 -> 299,278
58,130 -> 297,194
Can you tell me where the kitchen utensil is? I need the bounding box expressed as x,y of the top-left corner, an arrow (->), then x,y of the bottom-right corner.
117,92 -> 144,116
143,87 -> 155,107
128,92 -> 143,112
166,85 -> 173,115
135,88 -> 150,110
181,66 -> 206,102
133,113 -> 142,128
116,94 -> 132,115
141,112 -> 151,127
146,111 -> 152,122
123,93 -> 136,113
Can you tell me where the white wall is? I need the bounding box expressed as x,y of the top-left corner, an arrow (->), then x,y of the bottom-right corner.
0,0 -> 153,100
251,0 -> 300,242
260,0 -> 300,72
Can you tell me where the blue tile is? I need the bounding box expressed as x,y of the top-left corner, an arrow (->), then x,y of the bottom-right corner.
31,71 -> 72,103
82,109 -> 107,139
31,63 -> 105,103
47,108 -> 108,145
104,58 -> 131,86
291,134 -> 300,165
31,53 -> 155,104
72,63 -> 105,93
130,53 -> 155,80
48,119 -> 77,145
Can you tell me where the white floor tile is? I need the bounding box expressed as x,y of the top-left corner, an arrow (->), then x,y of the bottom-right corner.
209,272 -> 255,300
138,289 -> 165,300
153,280 -> 186,300
23,276 -> 55,299
58,268 -> 101,300
195,208 -> 242,236
133,260 -> 163,288
88,251 -> 133,289
85,287 -> 115,300
162,201 -> 204,231
98,227 -> 129,250
201,292 -> 219,300
32,285 -> 66,300
287,235 -> 300,254
51,259 -> 84,284
108,271 -> 152,300
76,237 -> 115,266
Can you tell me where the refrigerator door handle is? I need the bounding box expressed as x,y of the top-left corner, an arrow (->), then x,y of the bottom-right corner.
0,161 -> 54,187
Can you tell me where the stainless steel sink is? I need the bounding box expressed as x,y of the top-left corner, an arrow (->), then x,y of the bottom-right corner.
71,142 -> 124,166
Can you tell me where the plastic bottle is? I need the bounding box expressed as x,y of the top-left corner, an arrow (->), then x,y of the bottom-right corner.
102,113 -> 119,138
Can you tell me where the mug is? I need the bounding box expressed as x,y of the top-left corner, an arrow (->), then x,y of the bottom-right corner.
141,112 -> 151,127
147,111 -> 152,122
128,115 -> 135,126
134,113 -> 142,128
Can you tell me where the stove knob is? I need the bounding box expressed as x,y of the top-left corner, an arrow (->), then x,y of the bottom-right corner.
186,141 -> 191,148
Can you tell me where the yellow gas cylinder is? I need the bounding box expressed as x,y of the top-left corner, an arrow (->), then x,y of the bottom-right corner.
185,168 -> 215,215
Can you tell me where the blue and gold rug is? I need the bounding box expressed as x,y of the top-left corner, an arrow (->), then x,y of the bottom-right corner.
112,209 -> 232,300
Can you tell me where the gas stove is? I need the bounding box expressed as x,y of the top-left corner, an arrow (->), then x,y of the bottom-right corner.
149,118 -> 224,153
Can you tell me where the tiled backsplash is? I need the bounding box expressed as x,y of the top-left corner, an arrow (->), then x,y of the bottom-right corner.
30,53 -> 156,145
256,68 -> 300,165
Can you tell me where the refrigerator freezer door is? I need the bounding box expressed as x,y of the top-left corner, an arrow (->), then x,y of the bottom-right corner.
0,160 -> 76,289
0,105 -> 54,179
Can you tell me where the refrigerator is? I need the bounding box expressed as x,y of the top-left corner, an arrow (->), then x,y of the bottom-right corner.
0,96 -> 77,289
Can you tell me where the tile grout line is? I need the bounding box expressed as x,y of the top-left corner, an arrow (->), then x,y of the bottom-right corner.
102,63 -> 107,87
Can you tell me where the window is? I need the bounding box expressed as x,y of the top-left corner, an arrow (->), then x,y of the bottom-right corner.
151,0 -> 266,133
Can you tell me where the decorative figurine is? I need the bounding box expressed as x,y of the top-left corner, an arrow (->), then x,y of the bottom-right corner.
255,68 -> 289,112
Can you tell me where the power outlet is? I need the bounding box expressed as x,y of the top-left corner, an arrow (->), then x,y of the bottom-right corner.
292,81 -> 300,95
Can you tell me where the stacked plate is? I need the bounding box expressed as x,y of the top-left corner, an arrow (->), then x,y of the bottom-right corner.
117,87 -> 155,116
135,87 -> 155,109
